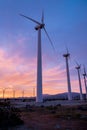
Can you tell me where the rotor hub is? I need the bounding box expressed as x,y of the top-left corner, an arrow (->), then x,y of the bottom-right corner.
75,66 -> 80,70
35,24 -> 45,30
63,53 -> 70,57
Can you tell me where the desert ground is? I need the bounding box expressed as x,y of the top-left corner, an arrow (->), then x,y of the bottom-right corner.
0,99 -> 87,130
18,100 -> 87,130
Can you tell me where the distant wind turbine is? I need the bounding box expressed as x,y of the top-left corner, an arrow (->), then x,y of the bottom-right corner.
63,48 -> 72,100
33,87 -> 35,97
3,89 -> 5,99
0,88 -> 4,99
75,62 -> 83,100
22,90 -> 24,98
20,12 -> 55,102
83,65 -> 87,99
13,90 -> 15,99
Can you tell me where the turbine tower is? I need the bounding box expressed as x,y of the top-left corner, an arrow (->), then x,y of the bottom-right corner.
13,90 -> 15,99
33,87 -> 35,97
75,63 -> 83,100
3,89 -> 5,99
22,90 -> 24,98
63,49 -> 72,100
83,66 -> 87,99
20,12 -> 55,102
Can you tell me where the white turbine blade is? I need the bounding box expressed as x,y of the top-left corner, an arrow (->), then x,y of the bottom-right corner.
66,46 -> 69,54
75,60 -> 79,66
41,10 -> 44,24
83,65 -> 85,73
83,65 -> 87,75
85,68 -> 87,76
65,45 -> 70,59
43,27 -> 56,51
19,14 -> 41,25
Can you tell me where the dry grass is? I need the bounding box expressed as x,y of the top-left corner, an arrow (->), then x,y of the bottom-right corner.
20,105 -> 87,130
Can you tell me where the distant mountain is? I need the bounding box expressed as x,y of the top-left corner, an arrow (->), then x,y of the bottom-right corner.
43,92 -> 80,100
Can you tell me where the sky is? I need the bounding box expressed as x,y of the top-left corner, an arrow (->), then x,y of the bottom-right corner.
0,0 -> 87,97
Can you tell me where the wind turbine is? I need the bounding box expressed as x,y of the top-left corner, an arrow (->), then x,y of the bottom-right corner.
83,66 -> 87,99
63,48 -> 72,100
3,89 -> 5,99
75,62 -> 83,100
20,12 -> 55,102
0,88 -> 4,99
33,87 -> 35,97
22,90 -> 24,98
13,90 -> 15,99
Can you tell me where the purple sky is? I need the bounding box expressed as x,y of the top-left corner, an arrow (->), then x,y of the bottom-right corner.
0,0 -> 87,97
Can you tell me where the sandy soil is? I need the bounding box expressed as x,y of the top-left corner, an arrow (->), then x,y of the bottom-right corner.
20,105 -> 87,130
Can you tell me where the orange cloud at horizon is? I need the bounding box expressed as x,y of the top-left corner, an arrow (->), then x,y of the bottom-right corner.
0,48 -> 86,98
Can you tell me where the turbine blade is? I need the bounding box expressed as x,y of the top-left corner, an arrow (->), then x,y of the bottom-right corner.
66,46 -> 69,54
85,68 -> 87,76
41,10 -> 44,24
19,14 -> 41,25
65,45 -> 70,59
75,60 -> 79,66
43,27 -> 56,51
83,65 -> 86,74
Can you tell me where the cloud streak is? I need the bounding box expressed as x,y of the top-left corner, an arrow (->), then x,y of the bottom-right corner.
0,39 -> 86,98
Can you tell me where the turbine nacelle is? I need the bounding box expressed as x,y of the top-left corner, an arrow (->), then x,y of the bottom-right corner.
83,66 -> 87,77
35,23 -> 45,30
83,73 -> 86,77
63,53 -> 70,58
63,47 -> 70,58
75,61 -> 81,70
75,66 -> 80,70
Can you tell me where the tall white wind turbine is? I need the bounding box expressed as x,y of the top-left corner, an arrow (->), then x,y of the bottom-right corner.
20,12 -> 55,102
75,62 -> 83,100
83,66 -> 87,99
63,49 -> 72,100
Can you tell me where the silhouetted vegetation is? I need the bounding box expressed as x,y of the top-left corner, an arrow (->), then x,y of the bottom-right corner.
0,101 -> 23,128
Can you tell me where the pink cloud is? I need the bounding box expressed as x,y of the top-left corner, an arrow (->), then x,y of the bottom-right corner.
0,47 -> 86,98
